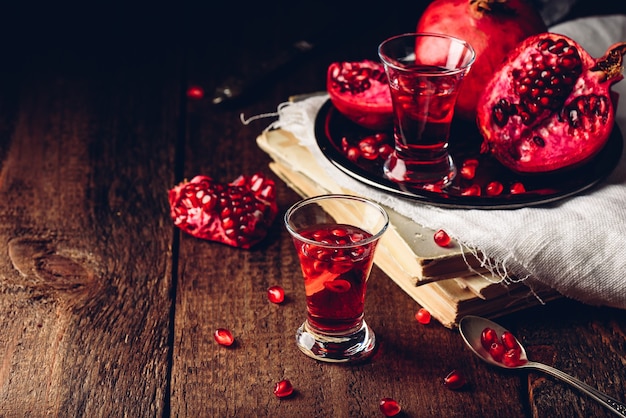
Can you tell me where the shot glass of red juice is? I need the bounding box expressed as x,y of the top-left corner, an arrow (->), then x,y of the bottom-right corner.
378,33 -> 475,188
284,194 -> 389,363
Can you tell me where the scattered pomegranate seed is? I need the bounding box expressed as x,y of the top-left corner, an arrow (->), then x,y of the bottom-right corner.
415,308 -> 431,325
214,328 -> 235,346
433,229 -> 451,247
267,286 -> 285,304
273,379 -> 294,398
486,181 -> 504,196
460,159 -> 479,180
510,182 -> 526,194
443,369 -> 467,390
379,398 -> 401,416
186,86 -> 204,99
378,143 -> 394,160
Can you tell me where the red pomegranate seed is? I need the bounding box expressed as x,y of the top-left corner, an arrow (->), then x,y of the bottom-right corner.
501,331 -> 519,350
502,347 -> 525,367
341,136 -> 350,152
460,159 -> 479,180
359,137 -> 379,160
486,181 -> 504,196
186,86 -> 204,99
273,379 -> 294,398
443,369 -> 467,390
481,327 -> 499,351
346,146 -> 360,162
379,398 -> 401,416
415,308 -> 431,325
461,184 -> 482,196
489,341 -> 505,362
433,229 -> 451,247
214,328 -> 235,346
267,286 -> 285,304
510,182 -> 526,194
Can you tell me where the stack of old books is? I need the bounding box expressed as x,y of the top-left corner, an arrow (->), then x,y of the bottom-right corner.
257,128 -> 560,328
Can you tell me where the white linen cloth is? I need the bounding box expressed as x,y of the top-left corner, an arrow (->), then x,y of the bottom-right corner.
265,15 -> 626,309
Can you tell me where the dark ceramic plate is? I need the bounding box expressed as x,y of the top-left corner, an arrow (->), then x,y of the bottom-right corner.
314,99 -> 623,209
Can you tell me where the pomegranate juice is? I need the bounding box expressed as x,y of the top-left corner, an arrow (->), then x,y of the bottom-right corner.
390,66 -> 457,160
292,223 -> 376,333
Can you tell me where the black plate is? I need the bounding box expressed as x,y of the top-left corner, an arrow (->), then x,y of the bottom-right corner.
314,99 -> 624,209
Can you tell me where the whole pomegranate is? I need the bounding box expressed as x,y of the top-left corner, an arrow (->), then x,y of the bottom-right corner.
477,33 -> 626,173
326,60 -> 393,130
416,0 -> 547,121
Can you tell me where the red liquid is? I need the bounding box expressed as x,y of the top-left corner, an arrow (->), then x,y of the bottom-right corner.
389,65 -> 458,159
293,224 -> 376,333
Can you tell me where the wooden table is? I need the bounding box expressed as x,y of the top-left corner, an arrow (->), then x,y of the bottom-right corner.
1,3 -> 625,417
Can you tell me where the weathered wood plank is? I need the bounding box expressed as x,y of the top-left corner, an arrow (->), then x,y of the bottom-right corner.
0,33 -> 182,416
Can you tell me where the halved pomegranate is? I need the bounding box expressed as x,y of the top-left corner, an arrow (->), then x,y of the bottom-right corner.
326,60 -> 393,130
477,33 -> 626,173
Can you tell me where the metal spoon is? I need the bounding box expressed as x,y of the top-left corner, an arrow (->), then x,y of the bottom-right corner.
459,315 -> 626,417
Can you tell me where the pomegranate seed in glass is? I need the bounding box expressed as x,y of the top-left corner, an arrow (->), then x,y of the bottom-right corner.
285,195 -> 389,363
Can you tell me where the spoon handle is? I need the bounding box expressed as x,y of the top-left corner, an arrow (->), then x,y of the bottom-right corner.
527,361 -> 626,417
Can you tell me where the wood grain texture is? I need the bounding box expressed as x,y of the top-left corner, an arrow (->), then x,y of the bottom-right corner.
0,2 -> 624,417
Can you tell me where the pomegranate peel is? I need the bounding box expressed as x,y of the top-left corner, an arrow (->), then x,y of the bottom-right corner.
477,33 -> 626,173
168,173 -> 277,249
326,60 -> 393,130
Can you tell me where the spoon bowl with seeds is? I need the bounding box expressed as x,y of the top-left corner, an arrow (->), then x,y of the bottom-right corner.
459,315 -> 626,417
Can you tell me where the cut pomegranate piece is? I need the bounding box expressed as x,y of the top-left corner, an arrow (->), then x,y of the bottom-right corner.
267,286 -> 285,304
433,229 -> 451,247
379,398 -> 402,416
477,33 -> 626,172
273,379 -> 294,398
443,369 -> 467,390
415,308 -> 431,325
327,60 -> 393,130
168,173 -> 278,249
214,328 -> 235,346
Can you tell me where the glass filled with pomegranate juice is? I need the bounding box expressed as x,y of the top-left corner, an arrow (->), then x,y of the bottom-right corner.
285,194 -> 389,363
378,33 -> 475,187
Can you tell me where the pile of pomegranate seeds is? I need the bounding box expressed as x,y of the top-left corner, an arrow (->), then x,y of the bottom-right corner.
443,369 -> 467,390
480,327 -> 527,367
214,328 -> 235,347
433,229 -> 451,247
341,133 -> 394,163
379,398 -> 401,416
415,308 -> 431,325
267,285 -> 285,304
273,379 -> 294,398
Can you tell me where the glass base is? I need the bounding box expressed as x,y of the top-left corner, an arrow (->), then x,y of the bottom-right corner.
295,320 -> 376,363
384,152 -> 456,188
